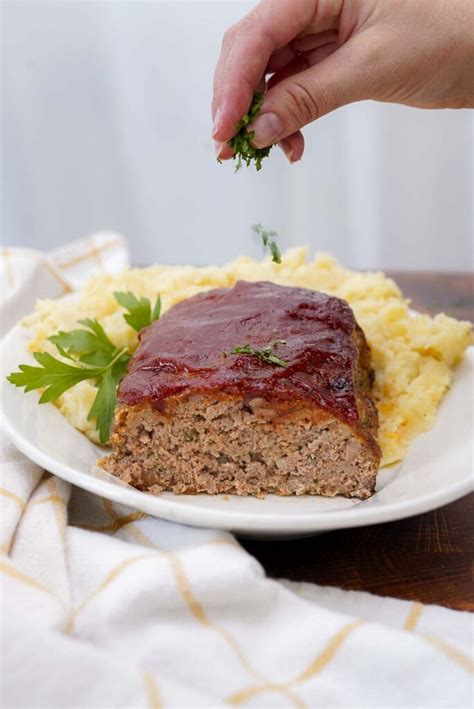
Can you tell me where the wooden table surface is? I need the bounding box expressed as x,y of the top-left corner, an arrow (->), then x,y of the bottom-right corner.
242,272 -> 474,612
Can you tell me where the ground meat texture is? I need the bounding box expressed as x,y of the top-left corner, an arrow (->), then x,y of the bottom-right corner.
100,281 -> 381,499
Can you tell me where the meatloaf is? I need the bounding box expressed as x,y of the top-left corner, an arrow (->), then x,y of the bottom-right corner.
100,281 -> 381,498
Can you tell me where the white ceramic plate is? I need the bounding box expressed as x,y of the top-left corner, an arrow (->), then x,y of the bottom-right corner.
1,323 -> 473,538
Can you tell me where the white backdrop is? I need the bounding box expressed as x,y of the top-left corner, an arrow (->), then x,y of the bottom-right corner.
2,0 -> 473,270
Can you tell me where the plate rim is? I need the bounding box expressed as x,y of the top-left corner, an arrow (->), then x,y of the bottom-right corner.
1,386 -> 472,534
1,323 -> 473,534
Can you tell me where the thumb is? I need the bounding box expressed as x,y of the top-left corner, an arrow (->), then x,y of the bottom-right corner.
250,41 -> 374,147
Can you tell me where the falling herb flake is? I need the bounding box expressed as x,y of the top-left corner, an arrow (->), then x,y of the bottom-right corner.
252,223 -> 282,264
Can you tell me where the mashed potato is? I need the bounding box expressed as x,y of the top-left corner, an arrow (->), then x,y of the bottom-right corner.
24,248 -> 472,465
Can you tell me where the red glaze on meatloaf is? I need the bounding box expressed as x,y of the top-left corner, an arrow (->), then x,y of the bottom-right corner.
101,281 -> 381,498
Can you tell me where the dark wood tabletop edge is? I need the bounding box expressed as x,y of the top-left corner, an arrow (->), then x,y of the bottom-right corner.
241,492 -> 474,612
385,271 -> 474,322
385,271 -> 473,277
245,272 -> 474,611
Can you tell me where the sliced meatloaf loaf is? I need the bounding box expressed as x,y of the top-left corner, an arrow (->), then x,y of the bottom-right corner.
100,281 -> 381,498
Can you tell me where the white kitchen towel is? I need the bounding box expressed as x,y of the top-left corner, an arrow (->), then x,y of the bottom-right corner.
1,236 -> 472,709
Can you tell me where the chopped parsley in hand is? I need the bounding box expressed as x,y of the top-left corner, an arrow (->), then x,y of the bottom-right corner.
229,341 -> 287,368
7,291 -> 162,444
252,223 -> 282,264
225,92 -> 273,171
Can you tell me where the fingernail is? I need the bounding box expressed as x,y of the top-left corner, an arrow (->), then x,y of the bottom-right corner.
250,112 -> 284,147
212,108 -> 222,138
278,139 -> 294,164
215,141 -> 225,160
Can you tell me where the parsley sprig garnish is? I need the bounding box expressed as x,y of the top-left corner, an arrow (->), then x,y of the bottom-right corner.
252,223 -> 282,264
7,342 -> 129,444
228,340 -> 287,368
114,291 -> 161,332
49,318 -> 127,369
225,92 -> 273,172
7,291 -> 161,444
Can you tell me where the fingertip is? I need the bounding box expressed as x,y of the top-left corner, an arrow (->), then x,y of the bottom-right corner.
278,139 -> 293,163
291,131 -> 305,161
212,124 -> 233,143
211,110 -> 237,143
278,131 -> 304,163
212,107 -> 222,139
211,85 -> 255,142
215,141 -> 234,161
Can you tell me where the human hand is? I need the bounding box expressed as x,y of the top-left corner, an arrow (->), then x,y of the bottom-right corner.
212,0 -> 474,163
